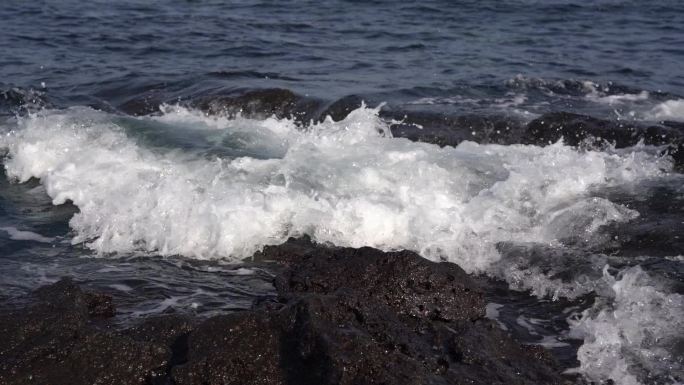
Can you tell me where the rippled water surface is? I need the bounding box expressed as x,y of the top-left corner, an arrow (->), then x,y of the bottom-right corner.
2,1 -> 684,113
1,1 -> 683,384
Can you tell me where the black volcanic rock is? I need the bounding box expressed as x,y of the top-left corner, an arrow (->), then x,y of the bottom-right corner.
0,241 -> 570,385
171,312 -> 286,385
385,110 -> 526,147
260,240 -> 485,322
176,292 -> 564,385
117,87 -> 324,121
317,98 -> 528,148
253,238 -> 563,385
118,94 -> 166,116
524,112 -> 684,168
0,86 -> 50,116
192,88 -> 322,122
319,94 -> 365,122
178,239 -> 567,385
525,112 -> 672,146
0,279 -> 171,385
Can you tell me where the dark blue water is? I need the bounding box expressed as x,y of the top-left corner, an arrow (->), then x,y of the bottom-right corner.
1,2 -> 683,384
2,0 -> 683,116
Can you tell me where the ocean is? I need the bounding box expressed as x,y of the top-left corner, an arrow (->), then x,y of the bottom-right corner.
1,1 -> 683,384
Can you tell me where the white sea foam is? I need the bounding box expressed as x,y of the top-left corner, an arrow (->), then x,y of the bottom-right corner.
505,75 -> 683,122
407,93 -> 537,118
534,335 -> 570,349
646,99 -> 684,122
0,105 -> 679,383
569,266 -> 684,385
130,296 -> 184,317
586,90 -> 651,106
0,106 -> 670,272
109,283 -> 134,292
0,226 -> 53,243
484,302 -> 508,330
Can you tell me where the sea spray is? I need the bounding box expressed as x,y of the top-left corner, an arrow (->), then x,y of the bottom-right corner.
0,104 -> 679,384
569,266 -> 684,385
1,105 -> 670,267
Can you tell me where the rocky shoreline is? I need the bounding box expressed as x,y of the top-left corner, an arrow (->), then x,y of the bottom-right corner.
2,86 -> 682,384
0,237 -> 574,385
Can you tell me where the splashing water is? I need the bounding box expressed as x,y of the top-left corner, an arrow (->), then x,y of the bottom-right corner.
0,105 -> 681,384
1,105 -> 670,266
569,266 -> 684,385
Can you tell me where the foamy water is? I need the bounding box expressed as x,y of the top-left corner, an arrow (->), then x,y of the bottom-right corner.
0,226 -> 53,243
1,105 -> 681,384
3,1 -> 683,382
647,99 -> 684,122
2,106 -> 670,266
569,266 -> 684,385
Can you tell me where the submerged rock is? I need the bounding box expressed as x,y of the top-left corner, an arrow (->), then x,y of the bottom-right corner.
0,240 -> 570,385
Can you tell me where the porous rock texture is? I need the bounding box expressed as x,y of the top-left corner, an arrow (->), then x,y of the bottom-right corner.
0,238 -> 570,385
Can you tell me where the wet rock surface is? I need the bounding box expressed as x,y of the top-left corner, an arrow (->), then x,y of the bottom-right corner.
0,238 -> 570,385
0,279 -> 170,385
0,86 -> 51,116
260,238 -> 486,322
115,88 -> 684,169
385,109 -> 683,170
117,87 -> 324,123
23,85 -> 683,171
524,112 -> 683,147
386,110 -> 526,147
524,112 -> 684,168
190,88 -> 322,123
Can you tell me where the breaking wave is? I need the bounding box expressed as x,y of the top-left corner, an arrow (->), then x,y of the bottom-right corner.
1,105 -> 669,267
569,266 -> 684,385
0,104 -> 680,384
